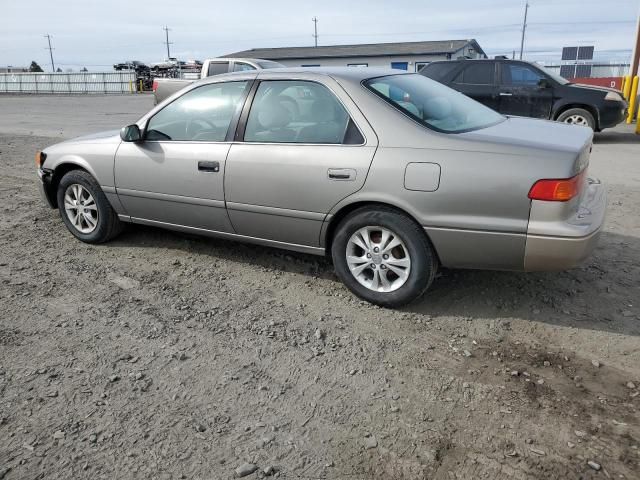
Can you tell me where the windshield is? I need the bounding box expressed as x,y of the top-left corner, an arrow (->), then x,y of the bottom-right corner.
364,74 -> 505,133
256,60 -> 285,69
535,64 -> 570,85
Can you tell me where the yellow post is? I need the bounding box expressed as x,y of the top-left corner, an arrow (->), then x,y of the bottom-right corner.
621,76 -> 627,94
623,75 -> 632,100
139,79 -> 143,93
626,76 -> 639,124
128,80 -> 133,94
636,106 -> 640,134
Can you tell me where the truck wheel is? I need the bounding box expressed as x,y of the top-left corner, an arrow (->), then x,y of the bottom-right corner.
556,108 -> 595,130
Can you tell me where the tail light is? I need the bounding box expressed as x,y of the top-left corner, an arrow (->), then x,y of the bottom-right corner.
528,170 -> 586,202
152,80 -> 158,92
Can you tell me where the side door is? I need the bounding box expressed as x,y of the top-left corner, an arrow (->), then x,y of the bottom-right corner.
450,61 -> 499,110
114,80 -> 252,232
224,76 -> 378,247
498,62 -> 554,118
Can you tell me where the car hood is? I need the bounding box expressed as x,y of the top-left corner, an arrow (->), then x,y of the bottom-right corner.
44,130 -> 122,153
459,116 -> 593,155
569,83 -> 620,95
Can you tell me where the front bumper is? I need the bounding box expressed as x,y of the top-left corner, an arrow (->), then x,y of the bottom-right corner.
524,177 -> 606,271
38,168 -> 56,208
599,100 -> 627,130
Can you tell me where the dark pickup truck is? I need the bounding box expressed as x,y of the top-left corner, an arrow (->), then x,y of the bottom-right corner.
420,59 -> 627,131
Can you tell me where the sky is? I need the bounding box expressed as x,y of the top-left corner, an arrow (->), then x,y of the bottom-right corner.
1,0 -> 638,71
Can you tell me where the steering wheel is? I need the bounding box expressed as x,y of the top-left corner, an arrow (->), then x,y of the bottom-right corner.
185,116 -> 217,140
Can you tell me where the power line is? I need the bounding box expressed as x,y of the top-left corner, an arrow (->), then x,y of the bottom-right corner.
312,17 -> 319,47
44,34 -> 55,72
163,26 -> 173,58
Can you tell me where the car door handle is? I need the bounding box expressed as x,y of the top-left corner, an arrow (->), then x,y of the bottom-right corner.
328,168 -> 356,181
499,92 -> 513,96
198,161 -> 220,173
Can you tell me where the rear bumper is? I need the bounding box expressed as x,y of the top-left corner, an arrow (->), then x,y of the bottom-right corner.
524,177 -> 606,271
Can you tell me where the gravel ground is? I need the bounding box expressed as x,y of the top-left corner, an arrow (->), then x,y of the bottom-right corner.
0,96 -> 639,479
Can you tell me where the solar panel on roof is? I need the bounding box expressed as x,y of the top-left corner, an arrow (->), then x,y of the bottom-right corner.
575,64 -> 592,78
577,46 -> 594,60
561,47 -> 578,61
560,65 -> 576,79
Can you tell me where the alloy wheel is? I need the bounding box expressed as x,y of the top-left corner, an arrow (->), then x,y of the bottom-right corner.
563,114 -> 589,127
345,226 -> 411,293
64,184 -> 98,234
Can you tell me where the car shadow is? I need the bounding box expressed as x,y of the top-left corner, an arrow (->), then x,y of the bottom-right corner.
107,225 -> 640,337
594,128 -> 640,145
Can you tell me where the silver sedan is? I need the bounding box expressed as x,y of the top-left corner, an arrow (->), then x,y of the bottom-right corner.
36,68 -> 606,307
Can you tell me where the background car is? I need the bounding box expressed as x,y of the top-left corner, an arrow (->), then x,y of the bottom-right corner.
36,68 -> 605,307
419,59 -> 627,131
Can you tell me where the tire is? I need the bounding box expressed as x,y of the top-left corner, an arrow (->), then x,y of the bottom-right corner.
556,108 -> 596,130
331,207 -> 438,308
56,170 -> 123,244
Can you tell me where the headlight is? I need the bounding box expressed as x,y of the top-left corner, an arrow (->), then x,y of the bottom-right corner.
604,91 -> 624,102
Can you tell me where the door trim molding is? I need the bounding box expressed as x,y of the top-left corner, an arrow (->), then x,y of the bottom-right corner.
130,217 -> 325,256
116,188 -> 226,209
226,201 -> 326,221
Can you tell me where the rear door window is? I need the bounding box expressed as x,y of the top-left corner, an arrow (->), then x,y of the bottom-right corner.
501,64 -> 544,86
243,80 -> 361,144
207,62 -> 230,77
453,63 -> 495,85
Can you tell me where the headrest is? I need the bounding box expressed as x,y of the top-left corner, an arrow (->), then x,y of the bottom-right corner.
257,101 -> 292,129
309,99 -> 336,123
423,97 -> 452,120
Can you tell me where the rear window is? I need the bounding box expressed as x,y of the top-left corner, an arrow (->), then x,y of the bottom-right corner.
364,74 -> 505,134
207,62 -> 229,77
419,62 -> 459,81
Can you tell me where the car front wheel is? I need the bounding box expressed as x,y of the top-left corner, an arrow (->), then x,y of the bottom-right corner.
331,207 -> 438,307
556,108 -> 595,130
56,170 -> 123,243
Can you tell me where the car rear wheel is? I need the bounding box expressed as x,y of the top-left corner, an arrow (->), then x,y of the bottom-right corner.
331,207 -> 438,307
56,170 -> 123,243
556,108 -> 595,130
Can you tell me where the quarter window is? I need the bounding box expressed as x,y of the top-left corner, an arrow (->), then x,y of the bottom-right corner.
233,62 -> 257,72
146,81 -> 249,142
244,80 -> 359,144
501,64 -> 544,86
453,63 -> 495,85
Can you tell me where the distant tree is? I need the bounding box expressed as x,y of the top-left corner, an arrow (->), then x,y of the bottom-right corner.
80,67 -> 88,72
29,61 -> 43,72
56,67 -> 62,73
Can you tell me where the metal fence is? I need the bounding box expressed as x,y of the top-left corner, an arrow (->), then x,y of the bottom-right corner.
0,72 -> 137,94
543,63 -> 630,79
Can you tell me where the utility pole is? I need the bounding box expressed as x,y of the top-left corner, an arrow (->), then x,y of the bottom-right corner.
519,1 -> 529,60
630,11 -> 640,77
312,17 -> 318,47
44,34 -> 55,72
163,26 -> 173,58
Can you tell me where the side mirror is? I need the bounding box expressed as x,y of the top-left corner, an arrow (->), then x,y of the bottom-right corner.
120,124 -> 142,142
537,78 -> 551,89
